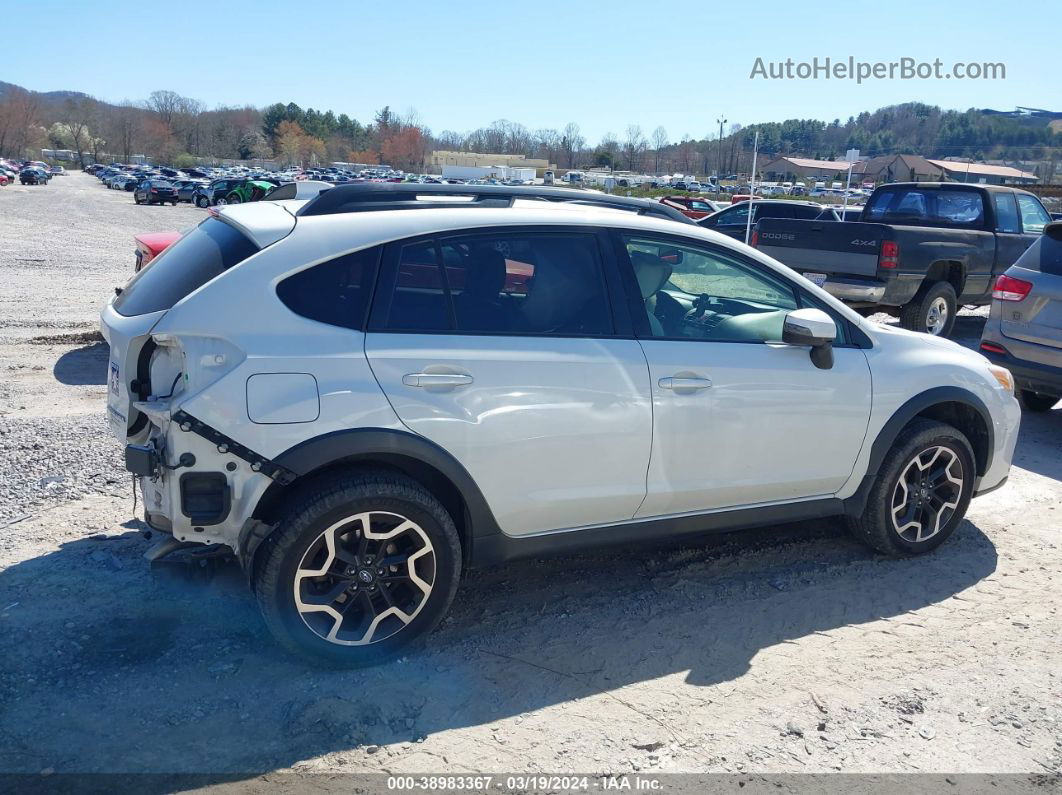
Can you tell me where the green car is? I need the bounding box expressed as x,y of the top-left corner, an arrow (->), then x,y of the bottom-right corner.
221,179 -> 279,205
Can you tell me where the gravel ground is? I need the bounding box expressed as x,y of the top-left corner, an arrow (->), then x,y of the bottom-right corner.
0,174 -> 1060,785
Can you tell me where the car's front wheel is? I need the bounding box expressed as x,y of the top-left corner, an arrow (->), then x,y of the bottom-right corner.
254,470 -> 461,666
195,195 -> 209,208
846,419 -> 975,556
1020,390 -> 1059,413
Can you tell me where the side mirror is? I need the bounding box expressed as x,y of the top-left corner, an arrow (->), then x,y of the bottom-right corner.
783,308 -> 837,370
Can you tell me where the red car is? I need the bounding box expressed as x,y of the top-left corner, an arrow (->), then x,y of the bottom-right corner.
134,231 -> 181,272
659,195 -> 718,220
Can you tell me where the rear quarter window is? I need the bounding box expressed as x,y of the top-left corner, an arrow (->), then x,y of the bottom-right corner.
113,218 -> 259,316
276,247 -> 381,329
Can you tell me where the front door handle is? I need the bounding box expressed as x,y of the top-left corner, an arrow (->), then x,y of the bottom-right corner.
402,372 -> 474,388
658,376 -> 712,392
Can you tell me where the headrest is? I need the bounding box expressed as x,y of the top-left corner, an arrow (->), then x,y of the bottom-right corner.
464,246 -> 507,298
630,251 -> 673,299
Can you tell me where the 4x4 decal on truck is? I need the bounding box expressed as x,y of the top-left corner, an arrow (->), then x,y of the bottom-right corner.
172,409 -> 297,485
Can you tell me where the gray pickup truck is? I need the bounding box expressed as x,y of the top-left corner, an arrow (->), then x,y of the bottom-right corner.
754,182 -> 1053,336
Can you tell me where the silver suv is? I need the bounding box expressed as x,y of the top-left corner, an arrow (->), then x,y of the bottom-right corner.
980,221 -> 1062,412
101,185 -> 1020,666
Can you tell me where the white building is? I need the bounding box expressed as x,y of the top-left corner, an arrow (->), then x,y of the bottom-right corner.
442,164 -> 536,182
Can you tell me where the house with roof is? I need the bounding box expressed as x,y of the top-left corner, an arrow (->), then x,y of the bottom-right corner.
927,159 -> 1038,185
850,154 -> 944,184
759,156 -> 855,181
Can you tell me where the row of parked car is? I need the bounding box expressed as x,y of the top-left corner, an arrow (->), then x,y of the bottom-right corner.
87,163 -> 290,207
0,158 -> 66,186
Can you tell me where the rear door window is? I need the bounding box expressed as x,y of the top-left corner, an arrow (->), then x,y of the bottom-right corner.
993,193 -> 1021,233
113,218 -> 259,316
373,231 -> 613,336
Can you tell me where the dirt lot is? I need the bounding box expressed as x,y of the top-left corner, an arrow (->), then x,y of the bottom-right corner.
0,174 -> 1060,783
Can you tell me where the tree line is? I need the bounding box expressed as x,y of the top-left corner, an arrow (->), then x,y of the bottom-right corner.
1,83 -> 1059,179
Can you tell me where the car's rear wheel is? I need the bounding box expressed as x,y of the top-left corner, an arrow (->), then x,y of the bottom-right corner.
900,281 -> 957,337
215,197 -> 227,206
225,193 -> 242,204
195,195 -> 209,208
1020,390 -> 1059,413
254,470 -> 461,667
134,194 -> 141,204
846,419 -> 975,556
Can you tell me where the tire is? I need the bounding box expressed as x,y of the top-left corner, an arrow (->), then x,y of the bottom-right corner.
900,281 -> 957,337
225,193 -> 242,204
846,419 -> 975,557
215,197 -> 227,206
254,469 -> 462,667
171,200 -> 178,206
134,194 -> 141,204
1020,390 -> 1059,413
195,195 -> 209,208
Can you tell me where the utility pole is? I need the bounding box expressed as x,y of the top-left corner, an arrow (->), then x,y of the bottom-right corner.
716,116 -> 727,178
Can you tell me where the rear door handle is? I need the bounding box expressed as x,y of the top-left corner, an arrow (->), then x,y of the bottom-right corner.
402,373 -> 474,388
658,376 -> 712,392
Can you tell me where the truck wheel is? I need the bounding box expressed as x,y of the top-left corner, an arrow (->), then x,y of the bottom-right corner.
1020,390 -> 1059,413
254,469 -> 462,667
846,419 -> 975,556
900,281 -> 956,336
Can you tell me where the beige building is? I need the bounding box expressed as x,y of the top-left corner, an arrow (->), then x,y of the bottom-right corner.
759,156 -> 856,181
427,150 -> 556,177
850,155 -> 944,184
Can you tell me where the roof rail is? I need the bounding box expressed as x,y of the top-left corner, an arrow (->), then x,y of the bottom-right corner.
295,183 -> 695,225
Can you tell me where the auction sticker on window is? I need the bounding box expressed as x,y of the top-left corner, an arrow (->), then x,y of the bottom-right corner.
109,362 -> 121,396
803,271 -> 828,287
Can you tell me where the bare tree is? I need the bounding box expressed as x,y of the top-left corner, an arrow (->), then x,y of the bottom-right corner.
533,128 -> 560,164
622,124 -> 646,172
61,97 -> 96,167
651,126 -> 668,174
561,122 -> 584,168
0,87 -> 40,158
146,90 -> 184,127
108,102 -> 142,162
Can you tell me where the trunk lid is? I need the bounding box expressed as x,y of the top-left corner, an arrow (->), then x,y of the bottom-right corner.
1000,234 -> 1062,350
755,218 -> 888,278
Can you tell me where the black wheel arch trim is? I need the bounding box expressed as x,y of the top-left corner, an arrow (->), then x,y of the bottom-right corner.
269,426 -> 504,541
843,385 -> 994,516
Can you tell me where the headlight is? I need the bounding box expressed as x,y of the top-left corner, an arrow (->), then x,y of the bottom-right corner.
987,364 -> 1015,395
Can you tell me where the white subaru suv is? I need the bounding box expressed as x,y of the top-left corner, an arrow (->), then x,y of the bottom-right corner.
101,185 -> 1020,666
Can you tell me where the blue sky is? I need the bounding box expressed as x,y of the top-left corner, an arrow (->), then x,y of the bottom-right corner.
4,0 -> 1058,143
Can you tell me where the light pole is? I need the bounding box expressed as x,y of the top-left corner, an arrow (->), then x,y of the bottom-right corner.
716,116 -> 727,178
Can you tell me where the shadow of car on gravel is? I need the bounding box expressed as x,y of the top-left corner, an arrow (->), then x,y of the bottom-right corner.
52,341 -> 109,386
0,515 -> 998,784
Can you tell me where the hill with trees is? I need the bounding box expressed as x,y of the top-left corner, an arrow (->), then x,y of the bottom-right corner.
1,81 -> 1058,180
